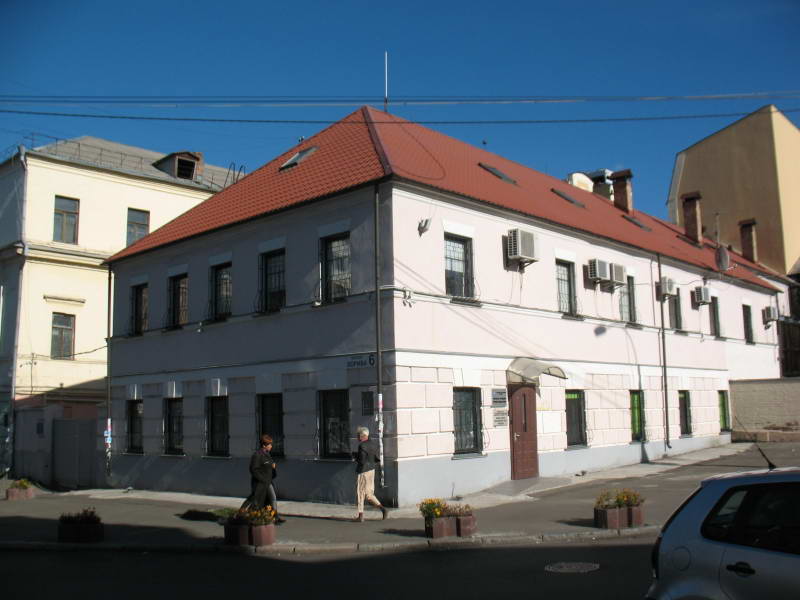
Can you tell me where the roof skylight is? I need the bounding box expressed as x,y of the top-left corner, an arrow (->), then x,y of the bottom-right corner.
478,162 -> 516,185
551,187 -> 585,208
623,213 -> 652,231
279,146 -> 318,171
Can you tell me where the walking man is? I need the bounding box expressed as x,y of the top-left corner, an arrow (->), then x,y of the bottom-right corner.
354,426 -> 387,522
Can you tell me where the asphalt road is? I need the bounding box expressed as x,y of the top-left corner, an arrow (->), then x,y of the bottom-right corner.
1,535 -> 658,600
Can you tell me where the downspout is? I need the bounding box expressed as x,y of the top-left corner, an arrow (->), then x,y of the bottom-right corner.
656,253 -> 671,450
105,264 -> 113,479
7,146 -> 28,476
373,183 -> 384,488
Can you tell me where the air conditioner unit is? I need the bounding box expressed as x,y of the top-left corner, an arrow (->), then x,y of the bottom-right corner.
610,263 -> 627,285
659,277 -> 677,298
588,259 -> 611,281
762,306 -> 779,323
165,381 -> 182,399
507,229 -> 537,262
693,286 -> 711,305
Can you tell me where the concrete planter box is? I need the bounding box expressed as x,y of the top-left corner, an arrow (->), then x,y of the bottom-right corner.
456,515 -> 478,537
425,516 -> 457,539
593,507 -> 628,529
5,487 -> 35,501
250,524 -> 276,547
224,523 -> 276,547
627,505 -> 645,527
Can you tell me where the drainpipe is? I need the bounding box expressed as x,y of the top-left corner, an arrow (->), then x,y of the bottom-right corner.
656,253 -> 671,450
105,264 -> 113,479
373,183 -> 384,488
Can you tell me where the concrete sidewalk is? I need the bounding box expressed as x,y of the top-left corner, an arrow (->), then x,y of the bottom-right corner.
2,442 -> 790,555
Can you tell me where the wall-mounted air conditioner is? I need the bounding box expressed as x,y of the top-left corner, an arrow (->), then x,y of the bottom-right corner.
693,286 -> 711,305
610,263 -> 627,286
762,306 -> 779,323
507,229 -> 538,262
588,258 -> 610,281
659,277 -> 677,298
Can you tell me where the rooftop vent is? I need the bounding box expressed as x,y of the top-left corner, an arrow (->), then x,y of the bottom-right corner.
280,146 -> 318,171
478,162 -> 516,185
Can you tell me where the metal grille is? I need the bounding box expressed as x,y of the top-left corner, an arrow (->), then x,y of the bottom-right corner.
212,263 -> 232,319
51,313 -> 75,359
743,305 -> 754,343
323,235 -> 350,303
320,390 -> 350,458
164,398 -> 183,454
679,391 -> 692,435
556,260 -> 576,314
718,391 -> 731,432
261,250 -> 286,312
167,274 -> 189,327
53,196 -> 79,243
130,284 -> 149,334
127,400 -> 143,453
445,235 -> 473,297
620,276 -> 637,322
668,291 -> 683,329
566,390 -> 586,446
258,394 -> 284,456
630,390 -> 644,441
710,297 -> 721,336
453,388 -> 482,454
126,208 -> 149,247
207,396 -> 229,456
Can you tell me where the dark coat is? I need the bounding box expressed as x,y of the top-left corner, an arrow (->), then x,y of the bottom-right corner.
242,448 -> 274,510
356,439 -> 380,474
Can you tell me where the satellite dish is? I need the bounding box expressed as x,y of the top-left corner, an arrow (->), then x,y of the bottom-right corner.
715,245 -> 731,271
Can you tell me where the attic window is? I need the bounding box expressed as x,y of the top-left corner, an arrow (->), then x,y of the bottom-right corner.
551,187 -> 585,208
279,146 -> 318,171
478,162 -> 516,185
176,158 -> 196,180
622,213 -> 652,231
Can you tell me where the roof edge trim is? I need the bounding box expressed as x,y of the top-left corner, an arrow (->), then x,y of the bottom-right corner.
362,106 -> 392,177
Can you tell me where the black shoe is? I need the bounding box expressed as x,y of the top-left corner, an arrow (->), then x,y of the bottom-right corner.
380,506 -> 388,520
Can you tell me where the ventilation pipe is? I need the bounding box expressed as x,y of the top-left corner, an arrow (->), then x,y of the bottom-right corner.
610,169 -> 634,213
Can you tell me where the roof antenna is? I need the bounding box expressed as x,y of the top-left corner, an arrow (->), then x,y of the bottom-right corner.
384,51 -> 389,113
734,415 -> 777,470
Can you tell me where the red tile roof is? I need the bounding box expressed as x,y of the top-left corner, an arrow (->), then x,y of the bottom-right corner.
108,106 -> 784,292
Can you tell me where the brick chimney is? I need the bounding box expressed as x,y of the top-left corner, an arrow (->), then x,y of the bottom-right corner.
739,219 -> 758,263
609,169 -> 634,213
681,191 -> 703,244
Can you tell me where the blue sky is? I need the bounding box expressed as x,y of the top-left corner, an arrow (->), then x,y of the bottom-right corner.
1,0 -> 798,219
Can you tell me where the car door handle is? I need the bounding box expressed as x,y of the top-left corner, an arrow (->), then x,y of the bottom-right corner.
726,562 -> 756,576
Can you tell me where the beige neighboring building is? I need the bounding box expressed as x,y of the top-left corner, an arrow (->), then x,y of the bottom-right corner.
668,105 -> 800,278
0,137 -> 234,484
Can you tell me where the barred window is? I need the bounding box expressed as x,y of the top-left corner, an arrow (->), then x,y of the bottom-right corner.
130,283 -> 149,334
630,390 -> 644,442
164,398 -> 183,455
127,400 -> 143,454
556,260 -> 577,314
258,394 -> 284,456
322,235 -> 350,303
710,297 -> 721,337
718,390 -> 731,432
167,274 -> 189,327
320,390 -> 350,458
211,263 -> 232,320
444,235 -> 474,297
259,250 -> 286,312
566,390 -> 586,446
679,390 -> 692,436
668,290 -> 683,330
743,305 -> 754,343
453,388 -> 482,454
51,313 -> 75,360
206,396 -> 229,456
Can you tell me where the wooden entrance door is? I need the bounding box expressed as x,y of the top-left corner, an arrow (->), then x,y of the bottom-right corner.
509,385 -> 539,480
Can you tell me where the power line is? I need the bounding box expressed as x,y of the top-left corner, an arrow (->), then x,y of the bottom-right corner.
1,107 -> 798,126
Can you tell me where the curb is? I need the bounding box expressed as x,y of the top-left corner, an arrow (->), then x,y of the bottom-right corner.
0,525 -> 660,556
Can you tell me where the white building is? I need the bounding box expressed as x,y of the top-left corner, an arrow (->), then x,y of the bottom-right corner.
0,137 -> 233,485
107,108 -> 792,506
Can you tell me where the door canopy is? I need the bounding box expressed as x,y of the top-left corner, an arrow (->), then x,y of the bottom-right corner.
506,358 -> 567,384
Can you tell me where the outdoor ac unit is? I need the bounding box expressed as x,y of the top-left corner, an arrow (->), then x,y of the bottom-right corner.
588,258 -> 611,281
126,383 -> 141,400
762,306 -> 779,323
208,378 -> 227,397
165,381 -> 182,398
659,277 -> 677,298
693,286 -> 711,305
507,229 -> 537,262
610,263 -> 627,285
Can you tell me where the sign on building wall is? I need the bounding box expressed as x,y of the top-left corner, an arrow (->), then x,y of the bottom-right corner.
347,354 -> 376,369
491,388 -> 507,407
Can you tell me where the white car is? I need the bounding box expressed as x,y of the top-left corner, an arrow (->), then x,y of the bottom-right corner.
645,467 -> 800,600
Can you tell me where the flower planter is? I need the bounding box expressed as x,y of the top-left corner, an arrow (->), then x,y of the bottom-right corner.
58,522 -> 104,543
627,505 -> 644,527
224,523 -> 251,546
593,506 -> 628,529
5,487 -> 35,501
250,524 -> 276,547
456,515 -> 478,537
425,516 -> 457,539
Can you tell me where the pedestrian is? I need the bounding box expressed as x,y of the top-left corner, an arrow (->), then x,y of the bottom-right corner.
241,434 -> 286,524
353,426 -> 388,522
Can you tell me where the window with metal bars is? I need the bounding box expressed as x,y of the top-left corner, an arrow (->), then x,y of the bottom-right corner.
127,400 -> 143,453
679,390 -> 692,436
321,235 -> 350,304
210,263 -> 232,320
566,390 -> 586,446
130,284 -> 149,335
126,208 -> 149,247
51,313 -> 75,359
176,158 -> 196,179
320,390 -> 350,458
206,396 -> 229,456
53,196 -> 79,244
167,274 -> 189,328
620,275 -> 637,322
668,290 -> 683,330
258,394 -> 284,457
710,296 -> 721,337
444,235 -> 474,298
630,390 -> 644,442
718,390 -> 731,432
453,388 -> 482,454
556,260 -> 577,315
259,250 -> 286,312
743,305 -> 754,343
164,398 -> 183,454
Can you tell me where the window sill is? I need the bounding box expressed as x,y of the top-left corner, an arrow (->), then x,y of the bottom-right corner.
253,308 -> 283,317
625,322 -> 643,329
566,444 -> 587,450
745,340 -> 756,345
205,316 -> 230,324
162,324 -> 184,332
162,452 -> 186,457
714,336 -> 726,341
679,434 -> 693,439
202,454 -> 232,459
449,297 -> 482,307
122,451 -> 144,456
561,313 -> 584,321
451,452 -> 487,460
304,457 -> 353,463
673,329 -> 689,336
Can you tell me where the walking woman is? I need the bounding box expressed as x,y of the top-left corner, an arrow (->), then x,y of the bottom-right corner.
241,434 -> 286,524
